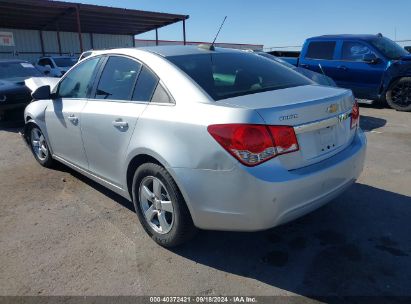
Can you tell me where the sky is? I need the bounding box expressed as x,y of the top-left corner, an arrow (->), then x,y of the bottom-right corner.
68,0 -> 411,48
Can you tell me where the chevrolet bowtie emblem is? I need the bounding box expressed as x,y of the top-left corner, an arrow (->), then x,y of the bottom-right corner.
327,104 -> 338,113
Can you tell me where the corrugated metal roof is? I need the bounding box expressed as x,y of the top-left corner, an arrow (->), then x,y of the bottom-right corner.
0,0 -> 189,35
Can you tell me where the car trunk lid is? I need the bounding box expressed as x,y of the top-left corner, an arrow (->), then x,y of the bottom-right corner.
217,85 -> 357,170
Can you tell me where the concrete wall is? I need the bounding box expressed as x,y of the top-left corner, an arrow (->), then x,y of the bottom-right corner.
0,28 -> 134,63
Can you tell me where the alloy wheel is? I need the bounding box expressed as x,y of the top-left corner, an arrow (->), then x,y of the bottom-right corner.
31,128 -> 48,161
391,82 -> 411,108
139,176 -> 174,234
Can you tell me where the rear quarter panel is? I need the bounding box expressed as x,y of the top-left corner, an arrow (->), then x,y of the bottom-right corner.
124,101 -> 264,176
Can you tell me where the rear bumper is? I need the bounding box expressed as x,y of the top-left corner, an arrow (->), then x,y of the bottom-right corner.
172,129 -> 367,231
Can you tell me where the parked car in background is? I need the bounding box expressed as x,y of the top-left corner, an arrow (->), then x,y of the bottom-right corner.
281,34 -> 411,111
35,56 -> 77,77
0,59 -> 42,121
253,51 -> 337,87
24,46 -> 366,247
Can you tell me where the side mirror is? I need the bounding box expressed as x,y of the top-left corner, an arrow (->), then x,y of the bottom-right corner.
44,64 -> 52,70
363,53 -> 379,64
31,85 -> 51,100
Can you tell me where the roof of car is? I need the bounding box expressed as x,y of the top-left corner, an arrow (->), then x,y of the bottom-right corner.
307,34 -> 381,41
39,56 -> 77,59
0,59 -> 29,63
139,45 -> 242,57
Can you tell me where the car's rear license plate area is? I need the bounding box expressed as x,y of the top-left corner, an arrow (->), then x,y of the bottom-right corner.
317,125 -> 337,154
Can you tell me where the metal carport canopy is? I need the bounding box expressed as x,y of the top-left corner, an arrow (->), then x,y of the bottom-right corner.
0,0 -> 189,51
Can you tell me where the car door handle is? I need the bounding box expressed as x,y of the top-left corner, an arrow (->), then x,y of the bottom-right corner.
337,65 -> 348,71
112,119 -> 128,129
67,114 -> 78,124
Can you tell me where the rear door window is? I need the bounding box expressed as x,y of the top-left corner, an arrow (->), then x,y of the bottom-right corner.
132,66 -> 159,102
95,56 -> 141,100
305,41 -> 336,60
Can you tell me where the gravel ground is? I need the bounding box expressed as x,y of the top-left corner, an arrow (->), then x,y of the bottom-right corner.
0,105 -> 410,300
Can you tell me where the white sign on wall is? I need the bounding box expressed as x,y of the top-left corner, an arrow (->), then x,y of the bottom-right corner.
0,32 -> 15,47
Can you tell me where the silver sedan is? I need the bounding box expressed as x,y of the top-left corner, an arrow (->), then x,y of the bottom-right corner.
24,46 -> 366,247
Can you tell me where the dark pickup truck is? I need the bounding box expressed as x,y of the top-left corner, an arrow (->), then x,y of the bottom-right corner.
283,34 -> 411,111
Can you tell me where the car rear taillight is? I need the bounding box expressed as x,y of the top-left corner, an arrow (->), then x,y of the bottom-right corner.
207,124 -> 299,166
351,100 -> 360,129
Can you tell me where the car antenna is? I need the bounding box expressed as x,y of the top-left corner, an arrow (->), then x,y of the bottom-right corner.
318,63 -> 327,76
199,16 -> 227,51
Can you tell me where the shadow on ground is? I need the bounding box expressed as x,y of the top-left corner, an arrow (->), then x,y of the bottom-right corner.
360,115 -> 387,132
171,184 -> 411,299
54,163 -> 135,212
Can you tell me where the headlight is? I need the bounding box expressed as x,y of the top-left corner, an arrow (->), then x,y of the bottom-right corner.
0,95 -> 7,103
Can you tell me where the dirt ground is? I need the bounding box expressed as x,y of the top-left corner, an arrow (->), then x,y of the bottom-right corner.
0,105 -> 410,299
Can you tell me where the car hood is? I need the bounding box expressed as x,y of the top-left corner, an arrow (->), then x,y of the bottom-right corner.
0,78 -> 28,94
24,77 -> 60,93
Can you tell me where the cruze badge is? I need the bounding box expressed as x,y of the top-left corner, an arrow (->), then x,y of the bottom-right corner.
279,114 -> 298,121
327,104 -> 338,113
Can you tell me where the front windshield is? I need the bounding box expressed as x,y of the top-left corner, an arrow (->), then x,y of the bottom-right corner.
0,62 -> 42,80
370,37 -> 409,60
167,52 -> 311,101
53,57 -> 77,67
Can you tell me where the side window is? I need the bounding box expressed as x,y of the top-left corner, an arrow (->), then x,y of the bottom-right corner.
38,59 -> 48,66
132,66 -> 159,102
46,59 -> 55,68
305,41 -> 336,60
95,56 -> 141,100
342,41 -> 374,61
57,57 -> 100,99
151,83 -> 173,104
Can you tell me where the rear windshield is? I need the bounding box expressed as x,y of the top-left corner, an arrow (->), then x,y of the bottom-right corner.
166,52 -> 311,101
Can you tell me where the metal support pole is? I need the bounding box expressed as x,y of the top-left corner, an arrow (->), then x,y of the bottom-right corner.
75,4 -> 83,53
183,19 -> 186,45
155,28 -> 158,46
39,30 -> 45,56
132,35 -> 135,47
56,24 -> 62,55
90,33 -> 94,49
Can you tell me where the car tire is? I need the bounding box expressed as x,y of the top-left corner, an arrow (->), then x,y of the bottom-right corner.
386,77 -> 411,112
28,125 -> 54,168
132,163 -> 197,247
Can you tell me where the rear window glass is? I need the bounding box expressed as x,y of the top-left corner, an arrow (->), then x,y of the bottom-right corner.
166,52 -> 311,101
305,41 -> 336,60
